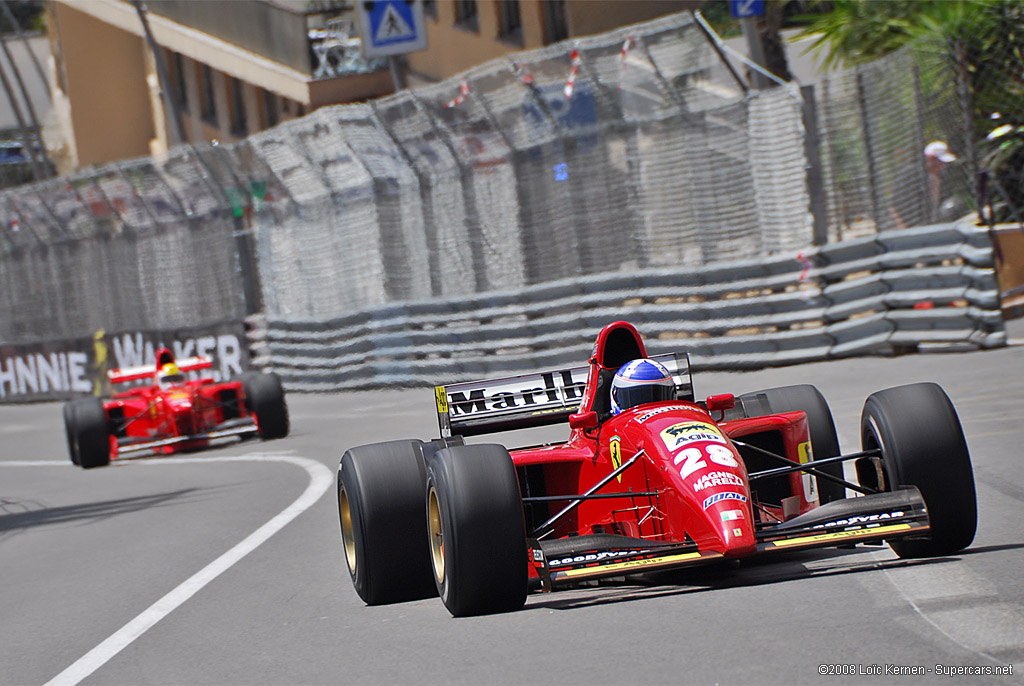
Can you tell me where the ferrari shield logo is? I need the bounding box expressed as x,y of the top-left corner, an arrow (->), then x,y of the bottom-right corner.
609,435 -> 622,482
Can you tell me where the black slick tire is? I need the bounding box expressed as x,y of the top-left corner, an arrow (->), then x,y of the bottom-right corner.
741,384 -> 845,503
425,443 -> 527,617
861,382 -> 976,558
337,439 -> 436,605
63,402 -> 80,466
243,372 -> 289,439
67,398 -> 112,469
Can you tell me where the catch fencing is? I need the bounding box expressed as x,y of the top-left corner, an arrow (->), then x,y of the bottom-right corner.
254,219 -> 1005,391
0,11 -> 1003,395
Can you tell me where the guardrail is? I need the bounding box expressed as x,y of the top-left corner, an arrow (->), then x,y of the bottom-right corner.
255,221 -> 1006,391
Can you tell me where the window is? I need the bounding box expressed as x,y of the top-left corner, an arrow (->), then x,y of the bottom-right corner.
423,0 -> 437,20
454,0 -> 478,31
198,63 -> 216,123
261,88 -> 279,129
228,77 -> 247,136
544,0 -> 569,43
498,0 -> 522,44
168,51 -> 187,109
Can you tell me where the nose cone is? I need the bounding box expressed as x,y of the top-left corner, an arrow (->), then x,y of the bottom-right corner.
702,493 -> 756,557
649,415 -> 757,556
169,396 -> 193,412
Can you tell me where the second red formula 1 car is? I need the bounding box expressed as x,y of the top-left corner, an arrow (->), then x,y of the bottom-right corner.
337,321 -> 977,616
63,347 -> 289,469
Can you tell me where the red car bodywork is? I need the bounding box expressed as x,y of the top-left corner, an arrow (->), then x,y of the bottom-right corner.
98,348 -> 260,460
434,321 -> 928,588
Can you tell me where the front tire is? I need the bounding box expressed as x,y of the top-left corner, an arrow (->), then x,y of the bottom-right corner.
243,372 -> 289,439
338,440 -> 437,605
426,444 -> 527,617
63,402 -> 80,466
66,398 -> 112,469
861,382 -> 976,558
740,384 -> 845,503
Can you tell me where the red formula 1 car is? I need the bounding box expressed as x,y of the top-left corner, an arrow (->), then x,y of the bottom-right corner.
63,347 -> 289,469
337,321 -> 977,617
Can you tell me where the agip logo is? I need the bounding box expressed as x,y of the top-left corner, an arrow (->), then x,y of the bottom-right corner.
661,421 -> 726,452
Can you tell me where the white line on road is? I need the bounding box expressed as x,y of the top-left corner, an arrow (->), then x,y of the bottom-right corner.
2,454 -> 335,686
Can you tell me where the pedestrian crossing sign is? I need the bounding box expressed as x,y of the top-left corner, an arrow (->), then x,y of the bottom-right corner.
356,0 -> 427,58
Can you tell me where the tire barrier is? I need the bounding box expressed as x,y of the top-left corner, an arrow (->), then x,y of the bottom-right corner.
254,220 -> 1006,392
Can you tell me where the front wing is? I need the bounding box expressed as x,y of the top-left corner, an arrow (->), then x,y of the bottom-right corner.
530,487 -> 929,590
114,418 -> 259,458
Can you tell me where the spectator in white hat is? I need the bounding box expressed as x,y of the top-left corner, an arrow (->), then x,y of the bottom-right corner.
925,140 -> 957,220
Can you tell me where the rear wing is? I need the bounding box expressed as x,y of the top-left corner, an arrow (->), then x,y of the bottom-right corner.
435,352 -> 694,438
107,356 -> 214,385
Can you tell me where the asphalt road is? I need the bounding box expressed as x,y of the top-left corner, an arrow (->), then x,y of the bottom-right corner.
2,323 -> 1023,685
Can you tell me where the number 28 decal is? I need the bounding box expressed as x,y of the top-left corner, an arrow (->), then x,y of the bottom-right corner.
673,444 -> 739,479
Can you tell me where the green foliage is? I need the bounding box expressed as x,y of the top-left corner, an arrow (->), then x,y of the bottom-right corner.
797,0 -> 1024,221
699,0 -> 833,38
794,0 -> 943,67
0,1 -> 45,35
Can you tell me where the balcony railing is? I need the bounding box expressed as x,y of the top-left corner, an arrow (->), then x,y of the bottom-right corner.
139,0 -> 387,78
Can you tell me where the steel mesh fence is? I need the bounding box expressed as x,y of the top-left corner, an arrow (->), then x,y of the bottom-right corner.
0,10 -> 1001,349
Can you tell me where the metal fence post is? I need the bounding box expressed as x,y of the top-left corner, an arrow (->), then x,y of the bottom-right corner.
801,84 -> 828,246
856,71 -> 884,233
911,64 -> 933,223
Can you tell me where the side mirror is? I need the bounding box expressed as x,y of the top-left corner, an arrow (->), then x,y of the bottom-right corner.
569,410 -> 598,430
706,393 -> 736,412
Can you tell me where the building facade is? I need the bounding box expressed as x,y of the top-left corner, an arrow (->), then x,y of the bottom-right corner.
46,0 -> 696,172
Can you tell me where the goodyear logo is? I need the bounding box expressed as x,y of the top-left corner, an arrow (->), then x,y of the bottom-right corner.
661,421 -> 726,452
609,435 -> 622,482
434,386 -> 448,414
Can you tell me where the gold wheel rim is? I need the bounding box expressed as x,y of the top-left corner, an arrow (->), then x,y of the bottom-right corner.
427,486 -> 445,584
339,488 -> 357,575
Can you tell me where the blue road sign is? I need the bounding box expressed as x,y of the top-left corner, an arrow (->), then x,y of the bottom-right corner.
357,0 -> 427,58
730,0 -> 765,18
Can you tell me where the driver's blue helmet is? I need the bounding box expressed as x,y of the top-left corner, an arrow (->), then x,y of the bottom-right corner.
610,358 -> 675,415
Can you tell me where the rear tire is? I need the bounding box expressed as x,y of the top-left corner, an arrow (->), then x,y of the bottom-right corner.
740,385 -> 845,503
861,382 -> 976,558
243,372 -> 289,439
66,398 -> 111,469
426,444 -> 527,617
338,440 -> 437,605
63,402 -> 80,466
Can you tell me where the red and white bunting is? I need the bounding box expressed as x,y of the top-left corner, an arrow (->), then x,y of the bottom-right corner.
797,251 -> 813,281
618,35 -> 636,90
621,35 -> 635,61
445,80 -> 470,108
563,49 -> 582,99
512,60 -> 534,85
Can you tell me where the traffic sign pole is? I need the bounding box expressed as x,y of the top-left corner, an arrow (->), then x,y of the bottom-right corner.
389,55 -> 406,90
740,16 -> 770,89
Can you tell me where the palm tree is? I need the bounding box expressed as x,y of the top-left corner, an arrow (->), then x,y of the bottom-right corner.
796,0 -> 1024,222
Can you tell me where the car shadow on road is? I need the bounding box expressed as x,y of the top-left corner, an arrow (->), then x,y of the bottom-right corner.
524,547 -> 967,613
0,487 -> 207,536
